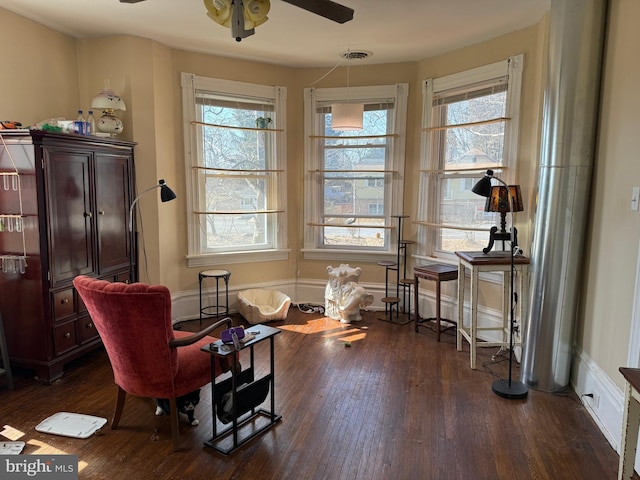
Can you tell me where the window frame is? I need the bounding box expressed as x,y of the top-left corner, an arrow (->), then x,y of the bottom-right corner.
416,55 -> 524,264
181,72 -> 289,267
302,83 -> 409,262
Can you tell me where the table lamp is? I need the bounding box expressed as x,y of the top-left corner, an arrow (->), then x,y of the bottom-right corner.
475,183 -> 523,253
91,83 -> 127,137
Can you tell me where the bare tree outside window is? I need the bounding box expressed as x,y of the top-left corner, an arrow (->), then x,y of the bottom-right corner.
198,99 -> 274,250
321,107 -> 389,248
432,85 -> 508,253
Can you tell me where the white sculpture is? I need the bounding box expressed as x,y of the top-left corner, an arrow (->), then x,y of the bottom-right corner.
325,264 -> 373,323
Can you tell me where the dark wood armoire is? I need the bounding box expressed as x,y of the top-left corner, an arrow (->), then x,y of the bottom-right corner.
0,130 -> 136,383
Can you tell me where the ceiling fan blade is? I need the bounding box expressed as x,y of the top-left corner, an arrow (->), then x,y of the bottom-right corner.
281,0 -> 354,24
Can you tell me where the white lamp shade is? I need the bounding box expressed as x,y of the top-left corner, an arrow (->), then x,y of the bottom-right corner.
91,89 -> 126,112
331,103 -> 363,131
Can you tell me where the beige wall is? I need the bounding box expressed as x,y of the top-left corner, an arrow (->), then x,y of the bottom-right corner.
1,1 -> 635,393
578,0 -> 640,388
0,11 -> 79,125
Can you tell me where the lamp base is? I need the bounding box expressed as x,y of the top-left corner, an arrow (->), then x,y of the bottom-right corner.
483,226 -> 519,253
492,379 -> 528,399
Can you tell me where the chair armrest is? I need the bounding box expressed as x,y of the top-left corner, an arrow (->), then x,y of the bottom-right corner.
169,317 -> 232,348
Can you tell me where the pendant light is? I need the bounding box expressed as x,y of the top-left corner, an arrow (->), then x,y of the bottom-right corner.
331,49 -> 363,131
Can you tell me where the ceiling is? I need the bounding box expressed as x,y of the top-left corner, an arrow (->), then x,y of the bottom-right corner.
0,0 -> 550,68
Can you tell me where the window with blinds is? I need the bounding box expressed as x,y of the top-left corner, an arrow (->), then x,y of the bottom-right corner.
182,73 -> 287,266
196,94 -> 276,251
303,84 -> 408,260
417,55 -> 523,259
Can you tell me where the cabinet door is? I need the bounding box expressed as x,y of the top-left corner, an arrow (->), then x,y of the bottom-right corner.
46,149 -> 94,285
94,154 -> 131,273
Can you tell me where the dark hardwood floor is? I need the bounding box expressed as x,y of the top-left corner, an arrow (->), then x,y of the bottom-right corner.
0,309 -> 627,479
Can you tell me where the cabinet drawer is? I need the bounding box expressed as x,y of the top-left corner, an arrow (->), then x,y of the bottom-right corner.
54,321 -> 78,355
117,271 -> 132,284
52,289 -> 74,321
77,315 -> 99,344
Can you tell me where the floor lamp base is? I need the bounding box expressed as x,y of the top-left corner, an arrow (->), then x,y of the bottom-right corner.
492,379 -> 528,399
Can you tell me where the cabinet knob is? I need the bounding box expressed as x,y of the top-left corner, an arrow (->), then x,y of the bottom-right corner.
84,212 -> 92,218
64,332 -> 71,338
98,210 -> 105,215
87,322 -> 94,329
60,298 -> 69,305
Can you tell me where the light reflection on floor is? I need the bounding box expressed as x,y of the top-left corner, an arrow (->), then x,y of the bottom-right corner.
278,317 -> 368,344
2,425 -> 88,471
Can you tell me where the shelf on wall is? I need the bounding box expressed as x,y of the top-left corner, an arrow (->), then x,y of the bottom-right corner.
194,210 -> 284,215
422,116 -> 510,132
191,120 -> 283,132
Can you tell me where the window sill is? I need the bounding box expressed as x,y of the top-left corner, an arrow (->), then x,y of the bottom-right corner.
302,248 -> 396,264
187,249 -> 290,267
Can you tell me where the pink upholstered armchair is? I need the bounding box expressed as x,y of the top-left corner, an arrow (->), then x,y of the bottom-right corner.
73,275 -> 233,450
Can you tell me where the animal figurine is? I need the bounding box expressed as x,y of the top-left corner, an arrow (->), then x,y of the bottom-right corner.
338,281 -> 374,322
155,389 -> 201,426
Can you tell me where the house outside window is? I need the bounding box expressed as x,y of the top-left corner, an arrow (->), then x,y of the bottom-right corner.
416,55 -> 523,261
181,73 -> 288,266
303,84 -> 408,262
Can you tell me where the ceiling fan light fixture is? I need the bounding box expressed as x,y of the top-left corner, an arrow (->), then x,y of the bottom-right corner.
204,0 -> 270,36
205,0 -> 232,26
331,103 -> 364,131
244,0 -> 270,28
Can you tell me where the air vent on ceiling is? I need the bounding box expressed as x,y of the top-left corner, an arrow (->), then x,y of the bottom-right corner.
340,50 -> 372,61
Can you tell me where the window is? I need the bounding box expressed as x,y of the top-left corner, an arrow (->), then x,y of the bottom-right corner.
182,73 -> 288,266
303,84 -> 408,261
417,56 -> 523,260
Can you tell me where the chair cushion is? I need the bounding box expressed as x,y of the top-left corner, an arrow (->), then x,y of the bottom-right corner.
172,331 -> 220,396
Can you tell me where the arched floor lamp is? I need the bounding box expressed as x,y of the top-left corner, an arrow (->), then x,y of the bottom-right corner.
472,169 -> 528,400
129,179 -> 176,283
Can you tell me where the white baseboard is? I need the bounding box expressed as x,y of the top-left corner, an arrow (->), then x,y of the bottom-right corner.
171,278 -> 297,323
172,276 -> 505,340
571,347 -> 625,455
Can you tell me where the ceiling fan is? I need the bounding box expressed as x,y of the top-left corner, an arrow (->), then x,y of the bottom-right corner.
120,0 -> 354,41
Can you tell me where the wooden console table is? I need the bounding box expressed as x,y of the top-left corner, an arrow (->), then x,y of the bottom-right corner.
455,251 -> 530,369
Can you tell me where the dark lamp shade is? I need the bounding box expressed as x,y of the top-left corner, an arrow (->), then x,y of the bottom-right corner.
160,184 -> 177,202
471,175 -> 493,197
485,185 -> 524,213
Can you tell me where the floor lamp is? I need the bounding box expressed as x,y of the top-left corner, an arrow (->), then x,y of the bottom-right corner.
472,169 -> 528,399
129,179 -> 177,283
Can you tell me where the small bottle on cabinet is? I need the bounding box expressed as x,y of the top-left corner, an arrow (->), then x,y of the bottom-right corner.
87,110 -> 96,136
74,110 -> 85,135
